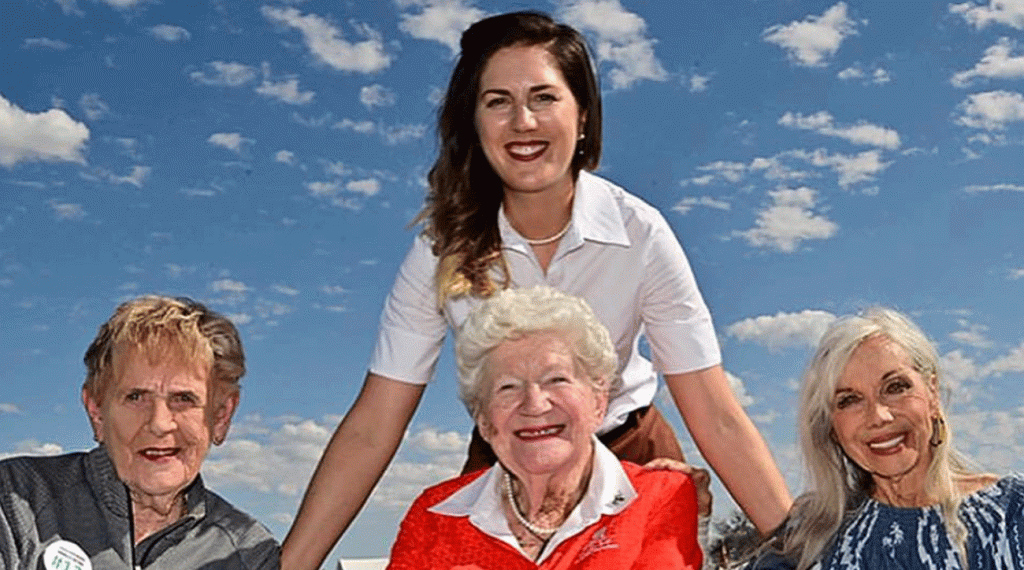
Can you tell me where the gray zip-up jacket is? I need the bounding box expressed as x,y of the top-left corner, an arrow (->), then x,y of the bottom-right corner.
0,446 -> 279,569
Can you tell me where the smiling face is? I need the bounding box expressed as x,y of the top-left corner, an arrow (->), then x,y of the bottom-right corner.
831,335 -> 939,493
475,43 -> 583,197
477,331 -> 606,478
84,347 -> 236,508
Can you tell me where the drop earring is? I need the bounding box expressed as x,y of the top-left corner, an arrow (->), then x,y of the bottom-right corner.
929,415 -> 946,446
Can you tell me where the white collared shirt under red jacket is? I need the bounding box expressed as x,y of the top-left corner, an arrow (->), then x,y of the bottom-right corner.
386,440 -> 701,570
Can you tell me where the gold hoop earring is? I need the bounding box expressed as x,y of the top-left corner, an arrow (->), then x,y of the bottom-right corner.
929,415 -> 946,447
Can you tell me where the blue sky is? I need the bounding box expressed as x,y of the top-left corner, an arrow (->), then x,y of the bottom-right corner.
3,0 -> 1024,564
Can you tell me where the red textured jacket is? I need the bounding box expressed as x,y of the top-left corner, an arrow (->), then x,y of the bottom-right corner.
386,461 -> 701,570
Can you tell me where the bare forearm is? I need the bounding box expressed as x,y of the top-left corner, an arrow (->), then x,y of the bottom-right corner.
666,367 -> 792,534
282,374 -> 424,570
689,405 -> 790,532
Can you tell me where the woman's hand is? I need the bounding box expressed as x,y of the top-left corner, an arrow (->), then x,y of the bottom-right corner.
643,458 -> 712,517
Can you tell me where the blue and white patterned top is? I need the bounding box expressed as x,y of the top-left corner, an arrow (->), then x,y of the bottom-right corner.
755,474 -> 1024,569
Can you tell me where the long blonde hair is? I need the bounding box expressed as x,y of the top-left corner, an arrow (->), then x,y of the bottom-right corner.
783,307 -> 974,569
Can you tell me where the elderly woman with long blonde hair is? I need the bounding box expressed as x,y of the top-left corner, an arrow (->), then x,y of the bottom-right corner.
753,307 -> 1022,570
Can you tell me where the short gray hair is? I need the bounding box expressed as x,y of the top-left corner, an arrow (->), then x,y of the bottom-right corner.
455,287 -> 616,417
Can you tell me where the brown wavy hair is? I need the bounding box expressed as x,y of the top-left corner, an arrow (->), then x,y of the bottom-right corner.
417,11 -> 602,303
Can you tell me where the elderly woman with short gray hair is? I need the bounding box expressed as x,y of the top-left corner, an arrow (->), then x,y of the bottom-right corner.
386,287 -> 703,569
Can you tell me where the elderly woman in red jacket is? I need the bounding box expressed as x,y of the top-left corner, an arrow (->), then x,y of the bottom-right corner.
386,287 -> 702,570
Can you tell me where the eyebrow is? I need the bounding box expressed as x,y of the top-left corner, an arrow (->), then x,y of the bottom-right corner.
479,84 -> 558,98
834,369 -> 904,394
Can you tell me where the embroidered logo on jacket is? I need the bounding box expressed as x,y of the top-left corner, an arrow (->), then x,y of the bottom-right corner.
576,527 -> 619,562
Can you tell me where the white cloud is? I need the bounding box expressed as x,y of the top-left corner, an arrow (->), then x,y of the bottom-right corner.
190,61 -> 257,87
0,403 -> 21,414
762,2 -> 862,67
98,165 -> 151,188
695,160 -> 748,183
1010,268 -> 1024,280
963,183 -> 1024,193
272,284 -> 300,296
0,440 -> 64,460
372,427 -> 469,509
396,0 -> 486,54
150,24 -> 191,42
275,150 -> 296,165
97,0 -> 148,8
950,0 -> 1024,30
837,66 -> 864,80
672,196 -> 730,215
346,178 -> 381,196
0,94 -> 89,168
382,123 -> 428,144
778,110 -> 900,149
227,313 -> 252,325
307,174 -> 383,208
734,186 -> 838,252
360,84 -> 397,109
203,417 -> 466,512
79,93 -> 110,121
687,73 -> 712,93
165,263 -> 196,279
837,64 -> 891,85
256,78 -> 315,105
53,0 -> 81,16
939,349 -> 980,400
726,310 -> 837,350
956,90 -> 1024,130
559,0 -> 667,89
981,341 -> 1024,377
950,408 -> 1024,475
797,148 -> 891,188
324,161 -> 350,177
321,285 -> 347,295
23,38 -> 70,50
49,200 -> 86,221
726,371 -> 755,407
205,416 -> 332,496
950,321 -> 994,349
307,181 -> 342,197
951,37 -> 1024,87
684,148 -> 890,191
333,119 -> 428,144
181,187 -> 217,198
207,132 -> 252,155
262,7 -> 392,73
211,278 -> 249,294
333,118 -> 376,134
405,427 -> 470,454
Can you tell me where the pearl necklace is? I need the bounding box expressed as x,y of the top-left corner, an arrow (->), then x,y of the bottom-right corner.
522,219 -> 571,246
503,471 -> 559,537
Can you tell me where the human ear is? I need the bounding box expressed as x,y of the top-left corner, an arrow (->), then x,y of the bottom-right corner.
593,382 -> 608,420
211,390 -> 239,446
82,387 -> 104,443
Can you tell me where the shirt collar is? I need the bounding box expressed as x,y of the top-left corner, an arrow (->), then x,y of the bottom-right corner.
428,437 -> 637,563
498,171 -> 632,254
